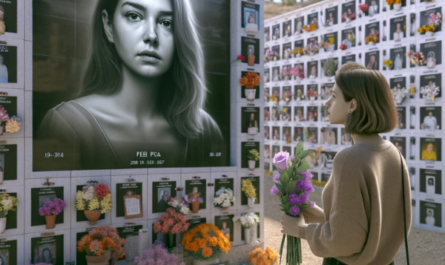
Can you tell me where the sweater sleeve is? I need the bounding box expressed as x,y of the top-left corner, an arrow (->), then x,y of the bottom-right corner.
303,205 -> 325,224
300,150 -> 369,258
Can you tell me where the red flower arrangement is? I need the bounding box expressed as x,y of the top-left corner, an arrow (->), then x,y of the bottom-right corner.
339,44 -> 348,50
359,4 -> 369,15
95,183 -> 111,199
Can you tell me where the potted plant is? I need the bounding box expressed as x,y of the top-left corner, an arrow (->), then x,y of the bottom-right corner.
213,187 -> 235,210
247,149 -> 260,171
248,247 -> 279,265
77,226 -> 126,265
242,179 -> 257,208
239,72 -> 261,101
386,0 -> 402,11
181,223 -> 231,265
154,208 -> 190,249
135,245 -> 185,265
76,183 -> 112,225
38,198 -> 66,229
0,193 -> 17,234
233,212 -> 260,244
187,187 -> 203,214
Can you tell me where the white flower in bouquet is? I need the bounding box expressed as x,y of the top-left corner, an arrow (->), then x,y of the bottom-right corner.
1,199 -> 13,211
222,200 -> 232,207
180,206 -> 189,215
83,186 -> 95,201
233,212 -> 260,228
170,199 -> 179,207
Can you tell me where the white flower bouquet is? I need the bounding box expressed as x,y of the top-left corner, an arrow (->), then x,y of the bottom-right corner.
167,196 -> 190,215
213,187 -> 236,209
233,212 -> 260,228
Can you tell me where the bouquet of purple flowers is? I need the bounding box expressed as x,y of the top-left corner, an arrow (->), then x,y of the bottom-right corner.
38,198 -> 66,216
271,142 -> 315,265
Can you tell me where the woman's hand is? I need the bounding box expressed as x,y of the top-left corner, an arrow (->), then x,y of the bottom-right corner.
281,214 -> 306,238
302,205 -> 325,224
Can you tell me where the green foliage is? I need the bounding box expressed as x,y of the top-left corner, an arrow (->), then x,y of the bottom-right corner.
297,159 -> 311,173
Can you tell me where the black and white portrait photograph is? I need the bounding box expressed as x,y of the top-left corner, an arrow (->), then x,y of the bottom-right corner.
420,137 -> 442,162
321,127 -> 337,145
390,47 -> 406,70
341,1 -> 356,23
420,168 -> 442,195
365,50 -> 380,70
294,127 -> 304,142
32,0 -> 231,171
420,73 -> 442,100
282,42 -> 292,61
241,1 -> 260,35
420,200 -> 442,228
152,180 -> 176,213
241,107 -> 260,135
365,0 -> 380,17
272,24 -> 280,41
420,106 -> 441,131
272,66 -> 280,83
390,16 -> 406,41
420,41 -> 442,68
307,12 -> 319,31
31,235 -> 64,265
264,26 -> 270,43
342,54 -> 356,65
294,106 -> 305,122
272,126 -> 280,141
294,16 -> 304,35
307,60 -> 318,79
282,20 -> 292,38
420,7 -> 442,33
306,127 -> 318,145
390,136 -> 407,158
325,6 -> 338,27
307,107 -> 318,122
341,28 -> 356,49
0,44 -> 16,83
395,106 -> 406,130
0,0 -> 17,34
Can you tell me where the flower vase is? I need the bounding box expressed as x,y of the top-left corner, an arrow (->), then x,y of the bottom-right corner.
394,3 -> 401,11
248,160 -> 256,171
84,210 -> 102,225
191,201 -> 200,213
247,127 -> 258,135
247,197 -> 256,208
193,259 -> 216,265
310,96 -> 315,101
244,227 -> 252,244
425,31 -> 434,37
45,215 -> 56,229
85,251 -> 111,265
248,55 -> 256,66
0,217 -> 6,234
166,233 -> 176,249
244,88 -> 256,101
221,206 -> 230,210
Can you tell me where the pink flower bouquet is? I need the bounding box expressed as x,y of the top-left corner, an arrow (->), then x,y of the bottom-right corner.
154,208 -> 190,235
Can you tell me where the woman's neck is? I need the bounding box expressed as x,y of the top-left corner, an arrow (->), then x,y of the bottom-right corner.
113,66 -> 163,119
351,133 -> 382,145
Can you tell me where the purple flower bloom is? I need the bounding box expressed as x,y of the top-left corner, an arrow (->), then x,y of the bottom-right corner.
288,193 -> 309,205
273,173 -> 281,183
273,151 -> 290,172
270,185 -> 280,196
38,198 -> 66,216
288,194 -> 299,204
297,170 -> 313,180
289,205 -> 301,216
295,179 -> 314,193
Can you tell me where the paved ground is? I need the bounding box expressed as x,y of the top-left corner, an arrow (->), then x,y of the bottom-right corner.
264,175 -> 445,265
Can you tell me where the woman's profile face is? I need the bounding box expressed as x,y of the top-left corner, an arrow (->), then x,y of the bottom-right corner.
104,0 -> 175,78
325,84 -> 351,125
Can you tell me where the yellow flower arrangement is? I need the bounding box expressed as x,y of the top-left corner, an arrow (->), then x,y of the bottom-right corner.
4,118 -> 20,133
249,247 -> 279,265
383,60 -> 393,68
418,24 -> 436,34
242,179 -> 257,198
0,193 -> 17,218
181,223 -> 231,261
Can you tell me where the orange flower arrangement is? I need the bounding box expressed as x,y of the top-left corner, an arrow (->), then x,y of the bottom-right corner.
181,223 -> 231,262
239,72 -> 261,89
365,34 -> 379,44
248,247 -> 279,265
302,23 -> 318,32
77,226 -> 126,261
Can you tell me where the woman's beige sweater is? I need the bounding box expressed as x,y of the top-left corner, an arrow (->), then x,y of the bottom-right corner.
300,140 -> 412,265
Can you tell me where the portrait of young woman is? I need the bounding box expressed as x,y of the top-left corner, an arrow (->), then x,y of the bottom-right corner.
32,0 -> 230,170
281,62 -> 412,265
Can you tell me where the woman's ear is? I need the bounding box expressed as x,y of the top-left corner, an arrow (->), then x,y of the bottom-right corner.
350,98 -> 358,113
102,10 -> 114,43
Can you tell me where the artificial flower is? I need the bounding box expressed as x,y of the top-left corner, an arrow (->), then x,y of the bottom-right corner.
4,118 -> 20,133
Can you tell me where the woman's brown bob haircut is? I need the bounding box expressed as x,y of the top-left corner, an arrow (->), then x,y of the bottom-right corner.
335,62 -> 398,134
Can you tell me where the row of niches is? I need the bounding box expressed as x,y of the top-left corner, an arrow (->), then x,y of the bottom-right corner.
0,174 -> 262,235
263,133 -> 444,163
265,1 -> 441,45
264,103 -> 444,130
